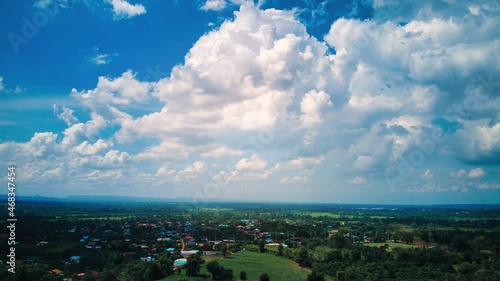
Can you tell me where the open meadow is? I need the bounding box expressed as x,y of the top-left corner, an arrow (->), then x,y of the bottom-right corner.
160,250 -> 333,281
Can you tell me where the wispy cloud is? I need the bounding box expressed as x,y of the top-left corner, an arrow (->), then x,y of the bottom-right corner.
34,0 -> 68,9
349,176 -> 367,184
0,77 -> 24,94
0,120 -> 18,126
91,53 -> 117,65
93,54 -> 110,65
200,0 -> 227,11
52,105 -> 79,126
10,86 -> 24,94
468,168 -> 485,178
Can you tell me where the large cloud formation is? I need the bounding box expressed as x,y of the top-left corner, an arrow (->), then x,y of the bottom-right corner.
1,1 -> 499,203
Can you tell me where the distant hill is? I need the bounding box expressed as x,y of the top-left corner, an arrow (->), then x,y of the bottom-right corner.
0,194 -> 498,208
66,195 -> 193,202
0,194 -> 237,203
0,194 -> 63,202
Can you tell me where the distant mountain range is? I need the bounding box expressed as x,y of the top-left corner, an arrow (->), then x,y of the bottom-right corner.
0,194 -> 210,203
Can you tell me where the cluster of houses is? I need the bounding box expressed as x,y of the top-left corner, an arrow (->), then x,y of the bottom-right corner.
35,217 -> 321,278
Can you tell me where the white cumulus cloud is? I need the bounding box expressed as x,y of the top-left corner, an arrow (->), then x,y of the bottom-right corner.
420,169 -> 434,180
235,154 -> 267,171
109,0 -> 146,19
349,176 -> 367,184
1,1 -> 499,202
468,168 -> 485,178
200,0 -> 227,11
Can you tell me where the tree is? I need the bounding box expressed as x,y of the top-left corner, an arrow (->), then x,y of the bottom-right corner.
420,230 -> 430,245
221,268 -> 234,281
240,271 -> 247,280
259,273 -> 270,281
186,253 -> 204,276
83,270 -> 95,281
451,234 -> 470,251
296,247 -> 310,267
145,263 -> 163,280
259,239 -> 266,253
307,271 -> 325,281
401,231 -> 414,244
143,268 -> 154,281
10,263 -> 48,281
40,274 -> 64,281
328,234 -> 350,249
119,262 -> 149,281
207,260 -> 222,280
206,260 -> 233,281
157,254 -> 174,276
221,243 -> 228,257
97,270 -> 117,281
278,244 -> 283,256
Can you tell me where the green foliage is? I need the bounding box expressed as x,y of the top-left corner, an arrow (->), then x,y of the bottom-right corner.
206,260 -> 233,280
207,260 -> 221,279
296,247 -> 310,267
3,263 -> 56,281
40,274 -> 64,281
82,270 -> 95,281
307,271 -> 325,281
185,254 -> 204,277
221,243 -> 228,257
277,244 -> 283,256
328,234 -> 350,249
420,230 -> 430,244
118,262 -> 148,281
259,239 -> 266,253
239,271 -> 247,280
221,268 -> 234,281
96,270 -> 117,281
259,273 -> 270,281
7,201 -> 500,281
157,254 -> 175,276
400,231 -> 414,244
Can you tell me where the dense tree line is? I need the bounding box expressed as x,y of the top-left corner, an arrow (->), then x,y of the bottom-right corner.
271,231 -> 500,281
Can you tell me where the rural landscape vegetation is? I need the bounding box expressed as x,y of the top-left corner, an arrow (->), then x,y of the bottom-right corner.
1,199 -> 499,280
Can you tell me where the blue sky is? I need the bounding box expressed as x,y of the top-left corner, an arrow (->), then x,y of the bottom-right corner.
0,0 -> 499,204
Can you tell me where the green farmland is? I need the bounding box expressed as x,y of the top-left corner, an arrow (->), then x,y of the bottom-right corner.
363,242 -> 420,251
161,250 -> 332,281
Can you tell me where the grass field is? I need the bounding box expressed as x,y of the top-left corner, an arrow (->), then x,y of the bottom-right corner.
44,242 -> 81,255
291,210 -> 342,218
44,214 -> 131,221
363,242 -> 419,251
199,208 -> 234,212
160,250 -> 333,281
